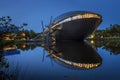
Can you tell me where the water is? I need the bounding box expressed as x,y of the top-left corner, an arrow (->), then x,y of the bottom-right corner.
0,40 -> 120,80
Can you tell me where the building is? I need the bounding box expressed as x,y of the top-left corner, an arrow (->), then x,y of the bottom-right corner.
46,11 -> 102,41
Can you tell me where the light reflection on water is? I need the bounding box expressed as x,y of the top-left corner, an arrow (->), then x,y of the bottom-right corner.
0,40 -> 120,80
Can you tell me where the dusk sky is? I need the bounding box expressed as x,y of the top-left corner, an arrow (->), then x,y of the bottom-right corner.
0,0 -> 120,32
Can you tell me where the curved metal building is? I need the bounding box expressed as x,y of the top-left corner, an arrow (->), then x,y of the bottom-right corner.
50,11 -> 102,41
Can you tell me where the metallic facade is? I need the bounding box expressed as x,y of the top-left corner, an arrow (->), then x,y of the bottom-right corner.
50,11 -> 102,41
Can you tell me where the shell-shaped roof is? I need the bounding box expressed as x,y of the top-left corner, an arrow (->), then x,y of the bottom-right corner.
53,11 -> 102,24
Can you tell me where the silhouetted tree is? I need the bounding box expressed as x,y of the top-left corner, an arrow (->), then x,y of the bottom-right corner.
0,16 -> 28,40
94,24 -> 120,38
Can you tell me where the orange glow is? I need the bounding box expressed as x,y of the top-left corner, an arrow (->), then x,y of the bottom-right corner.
22,44 -> 26,48
90,34 -> 94,39
4,45 -> 17,50
21,33 -> 26,37
4,37 -> 11,40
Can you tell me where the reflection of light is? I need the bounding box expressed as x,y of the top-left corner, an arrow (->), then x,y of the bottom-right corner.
4,45 -> 17,50
52,37 -> 56,41
50,53 -> 100,69
90,40 -> 94,44
52,41 -> 56,45
22,44 -> 26,48
41,43 -> 45,47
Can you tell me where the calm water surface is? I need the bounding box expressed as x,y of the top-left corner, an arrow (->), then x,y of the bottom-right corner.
0,40 -> 120,80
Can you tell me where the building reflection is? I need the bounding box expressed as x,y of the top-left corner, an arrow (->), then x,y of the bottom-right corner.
46,41 -> 102,69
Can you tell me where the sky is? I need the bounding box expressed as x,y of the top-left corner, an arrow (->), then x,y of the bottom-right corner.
0,0 -> 120,32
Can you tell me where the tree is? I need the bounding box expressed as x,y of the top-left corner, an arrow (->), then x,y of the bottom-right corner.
0,16 -> 28,40
94,24 -> 120,38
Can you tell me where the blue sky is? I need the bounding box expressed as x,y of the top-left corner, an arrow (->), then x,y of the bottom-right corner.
0,0 -> 120,32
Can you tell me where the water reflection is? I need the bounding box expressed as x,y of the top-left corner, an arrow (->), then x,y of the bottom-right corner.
89,40 -> 120,55
0,40 -> 120,80
0,42 -> 42,52
46,41 -> 102,69
1,40 -> 120,56
0,42 -> 42,80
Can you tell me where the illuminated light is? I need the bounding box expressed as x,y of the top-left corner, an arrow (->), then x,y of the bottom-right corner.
22,44 -> 26,48
4,37 -> 11,40
3,45 -> 17,50
90,40 -> 94,44
52,37 -> 56,41
56,26 -> 62,30
95,64 -> 97,67
51,13 -> 101,28
21,33 -> 26,37
64,17 -> 71,22
52,42 -> 56,45
90,34 -> 94,39
41,43 -> 45,47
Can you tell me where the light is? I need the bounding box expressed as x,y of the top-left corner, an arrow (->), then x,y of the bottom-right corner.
51,13 -> 101,28
4,37 -> 11,40
22,44 -> 26,48
21,33 -> 26,37
3,45 -> 17,50
90,34 -> 94,39
90,40 -> 94,44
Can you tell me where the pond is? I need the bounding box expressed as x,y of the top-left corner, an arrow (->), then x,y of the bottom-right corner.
0,40 -> 120,80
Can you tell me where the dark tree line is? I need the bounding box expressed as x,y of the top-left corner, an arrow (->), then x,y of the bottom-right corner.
16,29 -> 38,39
89,40 -> 120,55
0,16 -> 28,40
0,16 -> 40,40
94,24 -> 120,38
